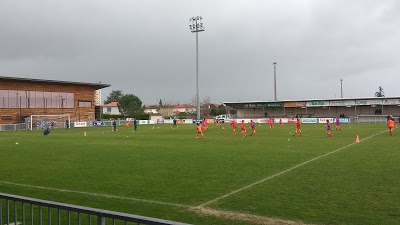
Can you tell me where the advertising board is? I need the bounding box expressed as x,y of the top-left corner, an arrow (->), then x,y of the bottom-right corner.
306,101 -> 329,107
318,118 -> 334,123
74,122 -> 87,128
333,118 -> 351,124
301,118 -> 318,124
139,120 -> 148,125
92,121 -> 105,126
285,102 -> 306,107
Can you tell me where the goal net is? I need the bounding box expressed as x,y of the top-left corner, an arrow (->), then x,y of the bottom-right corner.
28,114 -> 71,130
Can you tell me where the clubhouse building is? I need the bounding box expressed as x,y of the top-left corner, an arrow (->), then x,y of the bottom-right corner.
224,97 -> 400,118
0,76 -> 110,124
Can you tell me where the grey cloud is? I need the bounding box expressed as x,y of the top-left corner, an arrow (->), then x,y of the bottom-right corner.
0,0 -> 399,104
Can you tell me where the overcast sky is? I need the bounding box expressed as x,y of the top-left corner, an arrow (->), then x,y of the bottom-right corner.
1,0 -> 399,105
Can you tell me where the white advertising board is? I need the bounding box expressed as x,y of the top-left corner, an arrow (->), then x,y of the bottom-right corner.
139,120 -> 148,125
149,120 -> 157,124
301,118 -> 318,124
318,118 -> 334,123
74,122 -> 87,127
257,118 -> 269,123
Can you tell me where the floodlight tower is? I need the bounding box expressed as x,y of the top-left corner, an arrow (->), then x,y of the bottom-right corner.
189,16 -> 205,120
273,61 -> 277,101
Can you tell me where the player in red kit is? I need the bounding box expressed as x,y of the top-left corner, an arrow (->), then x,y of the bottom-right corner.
279,117 -> 283,127
202,118 -> 208,131
240,120 -> 246,137
269,118 -> 274,130
230,119 -> 237,135
293,118 -> 302,136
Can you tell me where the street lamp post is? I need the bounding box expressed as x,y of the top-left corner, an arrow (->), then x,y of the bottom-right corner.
340,79 -> 343,98
273,62 -> 277,101
189,16 -> 205,120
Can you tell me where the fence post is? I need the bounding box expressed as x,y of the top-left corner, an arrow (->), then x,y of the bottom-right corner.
98,216 -> 105,225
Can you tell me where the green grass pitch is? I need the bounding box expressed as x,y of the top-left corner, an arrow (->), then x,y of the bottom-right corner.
1,123 -> 399,225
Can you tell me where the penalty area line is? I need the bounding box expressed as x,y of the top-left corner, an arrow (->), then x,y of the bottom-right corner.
197,129 -> 388,208
0,181 -> 192,208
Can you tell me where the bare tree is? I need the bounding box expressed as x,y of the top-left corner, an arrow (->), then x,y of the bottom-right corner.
202,96 -> 211,105
189,95 -> 197,106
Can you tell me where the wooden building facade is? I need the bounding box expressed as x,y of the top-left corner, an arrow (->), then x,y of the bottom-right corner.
0,76 -> 110,124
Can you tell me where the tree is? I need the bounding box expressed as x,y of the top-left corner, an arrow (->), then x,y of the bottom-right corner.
104,90 -> 123,104
117,94 -> 143,117
209,108 -> 218,116
217,105 -> 227,115
202,96 -> 211,105
189,95 -> 197,107
375,86 -> 385,97
229,108 -> 237,115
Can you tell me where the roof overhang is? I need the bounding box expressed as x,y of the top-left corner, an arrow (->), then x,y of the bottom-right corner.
0,76 -> 110,90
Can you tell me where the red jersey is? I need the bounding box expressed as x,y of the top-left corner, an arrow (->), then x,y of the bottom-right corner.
269,119 -> 273,125
231,120 -> 237,128
296,120 -> 301,129
240,122 -> 246,130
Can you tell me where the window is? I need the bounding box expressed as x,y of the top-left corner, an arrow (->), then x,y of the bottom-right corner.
65,93 -> 74,108
78,101 -> 91,108
0,90 -> 74,109
0,90 -> 9,108
107,107 -> 112,112
1,115 -> 13,120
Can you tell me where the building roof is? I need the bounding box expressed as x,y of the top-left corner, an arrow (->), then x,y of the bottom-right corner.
224,96 -> 400,108
144,105 -> 159,109
175,104 -> 195,108
104,102 -> 118,107
0,76 -> 110,90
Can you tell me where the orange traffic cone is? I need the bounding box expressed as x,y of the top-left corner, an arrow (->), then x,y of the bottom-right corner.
84,131 -> 87,137
355,135 -> 360,143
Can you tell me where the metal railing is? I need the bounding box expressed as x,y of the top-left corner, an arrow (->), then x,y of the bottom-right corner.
0,123 -> 28,131
0,193 -> 191,225
356,115 -> 398,124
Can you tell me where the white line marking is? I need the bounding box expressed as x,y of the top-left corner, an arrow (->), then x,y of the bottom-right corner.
197,129 -> 387,208
0,181 -> 193,208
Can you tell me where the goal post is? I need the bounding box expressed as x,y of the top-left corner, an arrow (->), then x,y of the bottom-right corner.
28,114 -> 71,130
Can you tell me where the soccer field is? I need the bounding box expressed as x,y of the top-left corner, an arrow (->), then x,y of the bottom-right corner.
1,123 -> 399,225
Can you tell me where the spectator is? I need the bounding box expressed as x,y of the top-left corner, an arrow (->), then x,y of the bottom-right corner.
133,118 -> 138,131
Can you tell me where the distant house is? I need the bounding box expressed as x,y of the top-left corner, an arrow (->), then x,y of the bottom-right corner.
174,104 -> 196,114
144,105 -> 159,114
102,102 -> 121,115
144,104 -> 196,117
